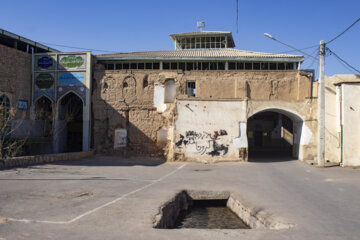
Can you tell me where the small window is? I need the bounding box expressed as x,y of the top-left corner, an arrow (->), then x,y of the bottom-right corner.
196,62 -> 201,70
178,62 -> 185,71
237,62 -> 244,70
201,37 -> 206,48
205,37 -> 211,48
202,62 -> 210,70
107,64 -> 114,70
278,63 -> 285,70
228,62 -> 236,70
211,37 -> 216,48
196,38 -> 201,48
218,62 -> 225,70
123,63 -> 129,69
145,63 -> 152,69
138,63 -> 145,69
190,38 -> 195,49
186,81 -> 196,97
0,94 -> 10,116
163,62 -> 170,69
130,63 -> 137,69
210,62 -> 217,70
261,63 -> 268,70
171,62 -> 178,69
253,63 -> 260,70
286,63 -> 294,70
221,37 -> 226,48
186,62 -> 193,71
269,63 -> 277,70
153,62 -> 160,69
245,62 -> 252,70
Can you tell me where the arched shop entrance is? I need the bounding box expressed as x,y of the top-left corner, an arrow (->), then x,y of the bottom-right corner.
247,108 -> 304,161
58,92 -> 83,152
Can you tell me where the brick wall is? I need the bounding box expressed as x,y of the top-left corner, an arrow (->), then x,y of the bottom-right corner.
0,44 -> 32,119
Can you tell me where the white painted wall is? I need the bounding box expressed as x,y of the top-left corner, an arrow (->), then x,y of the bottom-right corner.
341,83 -> 360,166
175,100 -> 246,161
164,80 -> 176,103
153,85 -> 167,112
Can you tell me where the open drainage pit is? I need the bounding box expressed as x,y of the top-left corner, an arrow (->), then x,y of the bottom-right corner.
154,190 -> 294,230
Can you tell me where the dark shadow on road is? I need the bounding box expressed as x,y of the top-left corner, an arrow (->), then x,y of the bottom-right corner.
50,155 -> 166,167
248,148 -> 296,163
0,178 -> 153,181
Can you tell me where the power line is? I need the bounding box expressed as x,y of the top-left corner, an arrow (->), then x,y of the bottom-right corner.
327,47 -> 360,74
334,55 -> 356,73
236,0 -> 239,34
39,41 -> 118,53
326,17 -> 360,44
279,44 -> 318,54
303,48 -> 319,69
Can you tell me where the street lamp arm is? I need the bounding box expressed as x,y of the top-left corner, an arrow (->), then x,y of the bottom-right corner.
264,33 -> 318,61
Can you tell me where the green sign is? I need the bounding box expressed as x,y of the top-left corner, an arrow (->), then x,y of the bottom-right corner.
60,55 -> 84,68
35,73 -> 54,89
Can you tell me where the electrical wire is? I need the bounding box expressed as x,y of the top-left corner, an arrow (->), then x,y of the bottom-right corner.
236,0 -> 239,34
279,44 -> 318,54
39,41 -> 118,53
334,56 -> 357,73
303,48 -> 319,69
327,47 -> 360,74
326,17 -> 360,44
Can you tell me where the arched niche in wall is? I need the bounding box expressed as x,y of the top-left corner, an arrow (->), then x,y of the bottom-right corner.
0,94 -> 10,119
0,94 -> 11,135
164,79 -> 175,103
122,76 -> 136,104
143,75 -> 149,88
35,95 -> 53,137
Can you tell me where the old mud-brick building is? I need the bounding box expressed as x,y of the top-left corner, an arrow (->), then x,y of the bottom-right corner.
93,31 -> 317,162
1,28 -> 319,163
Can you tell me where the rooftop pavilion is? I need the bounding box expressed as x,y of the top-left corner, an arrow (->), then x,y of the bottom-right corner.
170,31 -> 235,50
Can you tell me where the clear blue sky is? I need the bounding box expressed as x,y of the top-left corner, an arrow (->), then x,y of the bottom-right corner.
1,0 -> 359,78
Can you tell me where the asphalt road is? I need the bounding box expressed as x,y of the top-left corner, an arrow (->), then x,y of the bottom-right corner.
0,155 -> 359,240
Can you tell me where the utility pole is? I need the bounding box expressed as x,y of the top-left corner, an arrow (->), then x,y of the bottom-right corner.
317,40 -> 326,167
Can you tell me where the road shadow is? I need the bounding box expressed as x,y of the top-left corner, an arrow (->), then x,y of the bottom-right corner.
248,148 -> 296,163
51,155 -> 166,167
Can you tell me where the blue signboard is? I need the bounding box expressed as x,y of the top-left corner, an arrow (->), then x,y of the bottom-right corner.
17,100 -> 28,110
58,72 -> 85,85
38,56 -> 54,69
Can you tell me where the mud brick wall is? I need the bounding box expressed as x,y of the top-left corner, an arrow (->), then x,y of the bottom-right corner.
92,63 -> 314,158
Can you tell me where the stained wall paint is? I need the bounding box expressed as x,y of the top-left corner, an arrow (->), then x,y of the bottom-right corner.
153,85 -> 167,112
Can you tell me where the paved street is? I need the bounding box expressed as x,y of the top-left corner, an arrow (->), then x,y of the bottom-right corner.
0,156 -> 359,240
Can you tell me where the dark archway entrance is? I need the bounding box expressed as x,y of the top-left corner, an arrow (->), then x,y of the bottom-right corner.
35,96 -> 53,137
247,110 -> 301,162
59,93 -> 83,152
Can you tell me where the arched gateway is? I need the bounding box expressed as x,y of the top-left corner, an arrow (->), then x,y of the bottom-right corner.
247,107 -> 312,161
